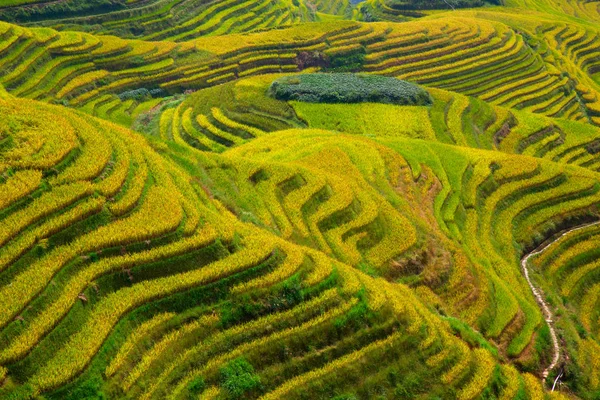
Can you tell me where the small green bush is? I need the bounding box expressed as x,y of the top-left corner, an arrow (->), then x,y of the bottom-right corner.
187,376 -> 206,397
325,48 -> 366,72
269,73 -> 431,106
220,357 -> 261,399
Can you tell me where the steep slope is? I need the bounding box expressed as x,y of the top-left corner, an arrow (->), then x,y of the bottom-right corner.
432,9 -> 600,125
0,95 -> 574,400
135,74 -> 600,396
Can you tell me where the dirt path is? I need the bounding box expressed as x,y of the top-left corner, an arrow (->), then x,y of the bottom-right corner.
520,221 -> 600,383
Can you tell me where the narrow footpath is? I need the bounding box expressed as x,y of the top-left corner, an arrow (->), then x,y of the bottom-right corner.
520,221 -> 600,384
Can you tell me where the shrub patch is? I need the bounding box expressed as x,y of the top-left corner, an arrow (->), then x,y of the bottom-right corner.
269,73 -> 432,106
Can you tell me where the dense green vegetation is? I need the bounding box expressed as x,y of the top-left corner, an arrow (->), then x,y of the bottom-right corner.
269,73 -> 432,105
0,0 -> 126,23
0,0 -> 600,398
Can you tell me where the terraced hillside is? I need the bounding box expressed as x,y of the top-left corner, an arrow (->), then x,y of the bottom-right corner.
0,0 -> 489,37
0,17 -> 599,126
4,89 -> 600,398
0,0 -> 311,39
0,94 -> 574,400
2,0 -> 600,398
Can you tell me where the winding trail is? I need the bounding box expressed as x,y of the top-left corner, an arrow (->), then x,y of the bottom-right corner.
520,220 -> 600,383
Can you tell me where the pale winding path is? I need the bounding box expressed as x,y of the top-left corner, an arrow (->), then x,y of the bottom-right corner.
520,221 -> 600,383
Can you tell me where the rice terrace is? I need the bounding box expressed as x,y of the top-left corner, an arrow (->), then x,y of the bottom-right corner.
1,0 -> 600,398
